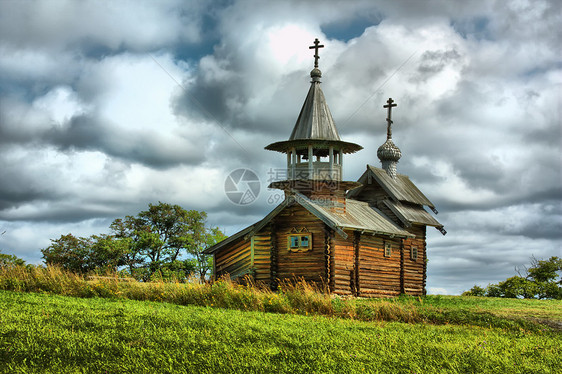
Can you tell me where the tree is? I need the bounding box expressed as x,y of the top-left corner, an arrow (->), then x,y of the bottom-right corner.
463,256 -> 561,299
41,234 -> 128,274
497,276 -> 537,299
527,256 -> 562,283
41,203 -> 226,281
186,226 -> 227,283
109,202 -> 225,281
0,252 -> 26,267
462,285 -> 486,297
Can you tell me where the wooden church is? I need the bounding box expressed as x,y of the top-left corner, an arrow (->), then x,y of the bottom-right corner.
205,39 -> 445,297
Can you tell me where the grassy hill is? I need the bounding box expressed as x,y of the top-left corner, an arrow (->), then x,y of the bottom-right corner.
1,289 -> 560,374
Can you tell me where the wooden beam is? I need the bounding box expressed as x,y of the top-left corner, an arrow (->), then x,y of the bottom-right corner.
250,236 -> 255,268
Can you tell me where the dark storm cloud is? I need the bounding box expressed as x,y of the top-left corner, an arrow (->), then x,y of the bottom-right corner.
0,203 -> 118,224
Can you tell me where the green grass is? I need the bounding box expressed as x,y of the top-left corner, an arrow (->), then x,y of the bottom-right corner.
1,265 -> 560,332
1,290 -> 560,374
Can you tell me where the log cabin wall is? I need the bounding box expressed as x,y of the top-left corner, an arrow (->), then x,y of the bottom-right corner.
357,234 -> 402,297
252,228 -> 272,285
214,237 -> 252,279
308,189 -> 347,215
274,205 -> 327,284
402,225 -> 426,295
331,230 -> 355,295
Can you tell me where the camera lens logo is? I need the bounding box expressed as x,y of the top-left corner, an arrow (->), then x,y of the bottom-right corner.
224,169 -> 261,205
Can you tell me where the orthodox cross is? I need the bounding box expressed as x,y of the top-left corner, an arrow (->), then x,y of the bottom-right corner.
383,98 -> 397,139
309,38 -> 324,68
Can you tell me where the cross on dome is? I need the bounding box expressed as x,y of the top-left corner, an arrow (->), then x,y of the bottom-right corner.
383,98 -> 397,139
309,38 -> 324,68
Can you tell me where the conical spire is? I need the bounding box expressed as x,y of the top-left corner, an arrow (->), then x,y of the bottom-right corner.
288,67 -> 341,141
265,38 -> 362,185
377,98 -> 402,179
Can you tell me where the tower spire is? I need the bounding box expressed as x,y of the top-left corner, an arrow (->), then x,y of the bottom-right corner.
377,98 -> 402,179
266,38 -> 362,187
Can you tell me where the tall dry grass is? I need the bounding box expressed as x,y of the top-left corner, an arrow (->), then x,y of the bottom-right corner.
0,265 -> 423,323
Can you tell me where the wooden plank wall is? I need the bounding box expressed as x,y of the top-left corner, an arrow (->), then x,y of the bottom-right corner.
215,237 -> 252,279
354,183 -> 388,204
402,225 -> 426,295
252,229 -> 271,284
274,205 -> 326,283
357,235 -> 402,297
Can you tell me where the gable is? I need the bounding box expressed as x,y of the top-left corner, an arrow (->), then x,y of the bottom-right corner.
350,165 -> 435,208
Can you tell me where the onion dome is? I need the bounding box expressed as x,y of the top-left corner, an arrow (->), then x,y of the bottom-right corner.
377,139 -> 402,162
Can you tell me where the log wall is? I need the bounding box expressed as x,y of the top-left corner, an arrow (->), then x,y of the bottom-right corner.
214,237 -> 252,279
252,229 -> 271,284
402,224 -> 426,296
331,230 -> 355,295
274,205 -> 326,283
357,234 -> 402,297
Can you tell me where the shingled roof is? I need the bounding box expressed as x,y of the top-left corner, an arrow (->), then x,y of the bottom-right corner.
289,74 -> 340,141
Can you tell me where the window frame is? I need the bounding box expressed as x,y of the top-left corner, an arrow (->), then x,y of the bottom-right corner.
287,233 -> 312,252
384,242 -> 392,258
410,246 -> 418,261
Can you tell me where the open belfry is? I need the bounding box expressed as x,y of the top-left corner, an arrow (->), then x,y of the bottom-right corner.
205,39 -> 445,297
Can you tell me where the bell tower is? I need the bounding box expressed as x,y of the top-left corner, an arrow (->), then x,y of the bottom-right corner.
266,39 -> 362,213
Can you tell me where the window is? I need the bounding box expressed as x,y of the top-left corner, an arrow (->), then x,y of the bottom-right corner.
384,242 -> 392,257
287,234 -> 312,252
290,236 -> 299,249
410,247 -> 418,261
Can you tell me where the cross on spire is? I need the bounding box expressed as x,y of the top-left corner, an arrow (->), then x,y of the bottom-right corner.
309,38 -> 324,68
383,98 -> 397,139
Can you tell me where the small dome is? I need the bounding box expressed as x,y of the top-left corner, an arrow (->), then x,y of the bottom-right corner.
310,68 -> 322,78
377,139 -> 402,162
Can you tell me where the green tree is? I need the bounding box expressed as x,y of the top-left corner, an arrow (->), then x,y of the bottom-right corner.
527,256 -> 562,299
187,226 -> 227,283
497,276 -> 537,299
41,203 -> 226,281
527,256 -> 562,283
42,234 -> 92,273
110,202 -> 226,281
0,252 -> 26,267
462,285 -> 486,297
41,234 -> 128,274
464,256 -> 561,299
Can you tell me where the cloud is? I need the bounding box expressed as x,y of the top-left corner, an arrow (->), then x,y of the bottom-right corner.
0,0 -> 206,53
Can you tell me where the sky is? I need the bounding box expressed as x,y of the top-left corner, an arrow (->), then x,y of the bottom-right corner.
0,0 -> 560,295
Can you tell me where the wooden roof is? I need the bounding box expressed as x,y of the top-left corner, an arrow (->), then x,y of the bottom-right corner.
204,192 -> 413,254
289,80 -> 340,141
350,165 -> 435,208
382,200 -> 442,228
265,69 -> 362,154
